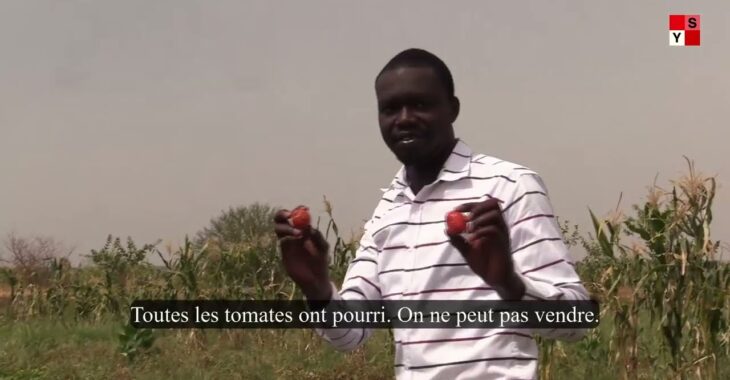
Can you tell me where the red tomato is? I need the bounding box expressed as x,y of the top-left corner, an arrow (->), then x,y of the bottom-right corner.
446,211 -> 467,235
290,206 -> 311,229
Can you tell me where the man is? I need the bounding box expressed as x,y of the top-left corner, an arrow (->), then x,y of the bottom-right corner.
274,48 -> 589,379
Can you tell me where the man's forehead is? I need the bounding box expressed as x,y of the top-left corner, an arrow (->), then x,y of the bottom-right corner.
378,65 -> 437,82
376,66 -> 440,93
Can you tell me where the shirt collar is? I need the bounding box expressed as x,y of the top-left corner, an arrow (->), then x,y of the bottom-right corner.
381,139 -> 473,197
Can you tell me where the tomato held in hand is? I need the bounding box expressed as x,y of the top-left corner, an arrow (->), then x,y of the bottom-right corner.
290,206 -> 311,230
446,211 -> 467,235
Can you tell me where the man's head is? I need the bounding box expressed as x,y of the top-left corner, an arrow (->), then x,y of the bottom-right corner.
375,48 -> 460,168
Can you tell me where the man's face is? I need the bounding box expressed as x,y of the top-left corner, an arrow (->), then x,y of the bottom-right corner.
375,66 -> 457,167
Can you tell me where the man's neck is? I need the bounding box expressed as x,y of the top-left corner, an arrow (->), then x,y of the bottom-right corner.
405,139 -> 458,195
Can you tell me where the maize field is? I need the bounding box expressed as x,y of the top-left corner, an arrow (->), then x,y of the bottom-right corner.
0,161 -> 728,380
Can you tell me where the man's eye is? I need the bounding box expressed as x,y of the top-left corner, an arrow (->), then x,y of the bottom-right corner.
413,101 -> 430,110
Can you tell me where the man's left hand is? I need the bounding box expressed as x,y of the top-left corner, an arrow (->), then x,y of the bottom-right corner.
447,198 -> 525,300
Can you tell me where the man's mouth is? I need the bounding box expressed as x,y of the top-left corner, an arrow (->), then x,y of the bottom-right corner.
399,137 -> 416,144
394,134 -> 423,146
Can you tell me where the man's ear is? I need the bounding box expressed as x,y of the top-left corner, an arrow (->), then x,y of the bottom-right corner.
450,96 -> 461,123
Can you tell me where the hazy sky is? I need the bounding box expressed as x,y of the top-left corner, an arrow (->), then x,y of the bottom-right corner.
2,1 -> 728,264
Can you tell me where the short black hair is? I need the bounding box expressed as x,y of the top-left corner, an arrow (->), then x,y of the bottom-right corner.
376,48 -> 455,99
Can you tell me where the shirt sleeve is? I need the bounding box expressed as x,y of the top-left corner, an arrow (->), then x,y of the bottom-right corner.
309,218 -> 382,352
501,171 -> 591,341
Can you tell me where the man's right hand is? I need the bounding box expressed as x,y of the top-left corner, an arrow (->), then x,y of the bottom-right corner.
274,208 -> 332,300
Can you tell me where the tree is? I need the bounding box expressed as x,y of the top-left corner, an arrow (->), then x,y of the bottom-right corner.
194,203 -> 278,250
0,232 -> 74,286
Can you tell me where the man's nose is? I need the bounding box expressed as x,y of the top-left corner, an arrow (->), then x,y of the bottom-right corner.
395,106 -> 415,125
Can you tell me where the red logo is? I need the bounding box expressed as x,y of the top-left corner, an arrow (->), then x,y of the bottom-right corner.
669,15 -> 700,46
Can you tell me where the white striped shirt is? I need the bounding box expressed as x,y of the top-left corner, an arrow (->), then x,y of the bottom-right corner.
314,140 -> 589,379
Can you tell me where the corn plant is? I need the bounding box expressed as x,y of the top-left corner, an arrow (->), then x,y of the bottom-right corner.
585,158 -> 728,379
118,322 -> 156,361
43,257 -> 73,317
89,235 -> 156,313
156,237 -> 208,299
321,196 -> 360,285
538,219 -> 590,380
630,159 -> 728,379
